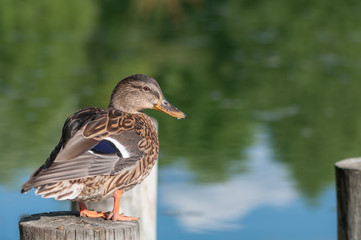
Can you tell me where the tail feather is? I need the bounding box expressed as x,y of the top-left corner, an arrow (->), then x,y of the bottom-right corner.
35,181 -> 83,200
21,180 -> 34,194
21,168 -> 83,201
21,165 -> 45,194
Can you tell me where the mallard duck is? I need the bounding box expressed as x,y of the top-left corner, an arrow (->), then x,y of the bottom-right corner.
21,74 -> 186,221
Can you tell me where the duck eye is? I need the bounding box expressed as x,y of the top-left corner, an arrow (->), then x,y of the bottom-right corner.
143,86 -> 150,92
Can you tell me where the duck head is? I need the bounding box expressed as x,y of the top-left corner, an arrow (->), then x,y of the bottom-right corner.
109,74 -> 187,119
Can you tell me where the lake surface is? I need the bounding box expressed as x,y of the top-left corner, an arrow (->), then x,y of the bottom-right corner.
1,0 -> 360,239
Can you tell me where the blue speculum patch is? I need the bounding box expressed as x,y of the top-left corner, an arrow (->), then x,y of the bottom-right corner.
91,140 -> 118,154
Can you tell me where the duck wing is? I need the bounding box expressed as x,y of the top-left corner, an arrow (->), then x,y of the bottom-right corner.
21,108 -> 143,193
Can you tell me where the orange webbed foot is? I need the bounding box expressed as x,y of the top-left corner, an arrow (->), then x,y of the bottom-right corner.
103,212 -> 139,221
78,202 -> 107,218
79,209 -> 108,218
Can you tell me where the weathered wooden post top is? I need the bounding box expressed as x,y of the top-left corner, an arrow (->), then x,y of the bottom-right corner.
19,211 -> 139,240
335,157 -> 361,240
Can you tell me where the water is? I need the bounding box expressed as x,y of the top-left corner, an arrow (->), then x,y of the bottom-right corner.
157,130 -> 336,240
1,130 -> 336,240
1,0 -> 360,239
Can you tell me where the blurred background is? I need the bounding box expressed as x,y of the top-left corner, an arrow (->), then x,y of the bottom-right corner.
1,0 -> 360,239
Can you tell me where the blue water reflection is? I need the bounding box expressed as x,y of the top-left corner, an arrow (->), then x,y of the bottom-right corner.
157,128 -> 336,240
158,188 -> 336,240
2,127 -> 336,240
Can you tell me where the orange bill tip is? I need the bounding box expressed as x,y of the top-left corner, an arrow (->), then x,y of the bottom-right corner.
154,99 -> 187,119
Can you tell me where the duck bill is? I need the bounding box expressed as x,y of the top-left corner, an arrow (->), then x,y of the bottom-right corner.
154,99 -> 187,119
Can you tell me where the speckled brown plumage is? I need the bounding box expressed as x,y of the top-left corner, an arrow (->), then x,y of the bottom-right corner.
25,109 -> 158,202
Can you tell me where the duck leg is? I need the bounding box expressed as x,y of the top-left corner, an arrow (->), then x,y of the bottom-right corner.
104,189 -> 139,221
78,202 -> 106,218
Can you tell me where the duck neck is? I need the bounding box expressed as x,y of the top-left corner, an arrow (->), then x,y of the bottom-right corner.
108,102 -> 140,114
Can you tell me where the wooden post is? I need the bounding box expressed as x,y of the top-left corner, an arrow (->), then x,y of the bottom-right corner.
335,157 -> 361,240
19,211 -> 139,240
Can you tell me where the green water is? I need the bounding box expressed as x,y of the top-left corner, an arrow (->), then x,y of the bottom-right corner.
0,0 -> 360,238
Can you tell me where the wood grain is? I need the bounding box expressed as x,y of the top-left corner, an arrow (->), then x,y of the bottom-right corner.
19,211 -> 139,240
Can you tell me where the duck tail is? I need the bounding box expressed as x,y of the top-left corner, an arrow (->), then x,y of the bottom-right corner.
21,165 -> 44,194
21,181 -> 33,194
